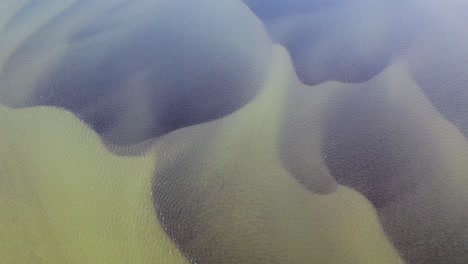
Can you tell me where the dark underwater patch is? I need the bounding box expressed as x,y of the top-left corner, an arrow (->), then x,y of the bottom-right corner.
0,0 -> 272,147
318,69 -> 468,264
242,0 -> 422,85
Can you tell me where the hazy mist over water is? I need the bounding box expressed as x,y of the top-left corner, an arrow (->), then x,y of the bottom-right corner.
1,1 -> 467,263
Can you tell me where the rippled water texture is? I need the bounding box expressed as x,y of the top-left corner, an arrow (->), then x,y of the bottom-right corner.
1,0 -> 467,263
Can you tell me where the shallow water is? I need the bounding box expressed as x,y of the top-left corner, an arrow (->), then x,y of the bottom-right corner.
1,1 -> 467,263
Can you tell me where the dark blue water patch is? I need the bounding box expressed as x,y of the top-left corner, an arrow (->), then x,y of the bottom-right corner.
0,0 -> 272,147
242,0 -> 340,20
243,0 -> 422,85
319,84 -> 468,264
